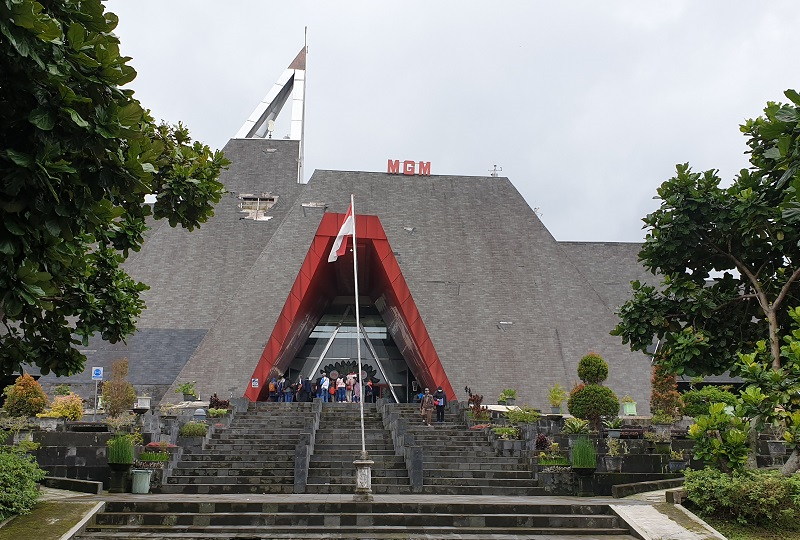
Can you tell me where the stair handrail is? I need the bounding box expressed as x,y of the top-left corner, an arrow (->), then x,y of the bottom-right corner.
379,400 -> 423,492
293,400 -> 321,493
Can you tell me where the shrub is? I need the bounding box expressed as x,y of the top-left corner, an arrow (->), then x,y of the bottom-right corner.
2,374 -> 47,417
492,426 -> 519,440
688,402 -> 750,473
568,384 -> 620,429
0,448 -> 46,520
53,384 -> 71,396
535,433 -> 551,451
570,437 -> 597,468
101,359 -> 136,417
209,393 -> 230,409
504,405 -> 540,425
562,417 -> 589,434
497,389 -> 517,403
577,353 -> 608,384
37,392 -> 83,420
176,381 -> 198,397
208,408 -> 229,418
467,394 -> 490,421
179,421 -> 208,437
650,364 -> 683,417
682,386 -> 738,418
548,384 -> 568,407
685,468 -> 800,527
107,433 -> 135,464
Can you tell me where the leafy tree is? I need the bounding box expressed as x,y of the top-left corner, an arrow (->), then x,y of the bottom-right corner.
100,358 -> 135,417
0,0 -> 229,377
650,364 -> 683,417
612,91 -> 800,375
2,373 -> 47,416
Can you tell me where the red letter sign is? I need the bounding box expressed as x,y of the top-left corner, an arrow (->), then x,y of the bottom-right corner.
387,160 -> 400,174
403,160 -> 415,175
417,161 -> 431,176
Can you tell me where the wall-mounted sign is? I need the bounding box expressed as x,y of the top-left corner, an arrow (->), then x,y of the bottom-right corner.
251,378 -> 259,388
387,160 -> 431,176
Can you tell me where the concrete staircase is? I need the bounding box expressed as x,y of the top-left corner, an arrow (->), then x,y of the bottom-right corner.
160,402 -> 315,494
305,402 -> 411,494
74,498 -> 635,538
394,404 -> 543,495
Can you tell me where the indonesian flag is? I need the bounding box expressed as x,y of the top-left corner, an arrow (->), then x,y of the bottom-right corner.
328,204 -> 354,262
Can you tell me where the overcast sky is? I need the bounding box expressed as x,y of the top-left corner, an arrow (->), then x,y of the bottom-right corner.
107,1 -> 800,242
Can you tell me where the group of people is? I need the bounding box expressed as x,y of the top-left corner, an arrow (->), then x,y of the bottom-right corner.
418,386 -> 447,426
266,371 -> 380,403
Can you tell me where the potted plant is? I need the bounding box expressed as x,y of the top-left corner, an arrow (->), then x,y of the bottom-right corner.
651,411 -> 676,438
603,438 -> 626,472
644,431 -> 671,454
668,449 -> 689,472
107,432 -> 135,493
562,417 -> 590,448
548,384 -> 567,414
570,437 -> 597,476
621,395 -> 637,416
603,417 -> 623,438
176,381 -> 198,401
133,395 -> 151,414
497,389 -> 517,406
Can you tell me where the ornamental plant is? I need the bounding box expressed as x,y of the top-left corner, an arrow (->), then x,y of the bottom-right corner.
179,421 -> 208,437
37,392 -> 83,420
2,374 -> 47,417
577,353 -> 608,384
106,433 -> 135,465
650,364 -> 683,418
0,446 -> 46,520
562,417 -> 589,434
504,405 -> 540,425
570,437 -> 597,469
568,383 -> 620,431
101,359 -> 136,417
547,383 -> 568,407
681,386 -> 738,418
492,426 -> 520,440
688,402 -> 750,473
176,381 -> 198,398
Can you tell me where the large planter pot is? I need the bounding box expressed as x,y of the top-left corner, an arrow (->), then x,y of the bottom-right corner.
504,398 -> 516,406
108,463 -> 132,493
767,440 -> 786,456
606,428 -> 621,439
550,406 -> 562,415
622,402 -> 637,416
182,393 -> 197,402
603,455 -> 623,473
653,441 -> 672,455
571,466 -> 596,477
653,423 -> 672,438
567,434 -> 588,448
668,460 -> 688,473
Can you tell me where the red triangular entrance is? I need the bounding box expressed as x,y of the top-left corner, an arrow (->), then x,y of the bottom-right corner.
244,213 -> 455,401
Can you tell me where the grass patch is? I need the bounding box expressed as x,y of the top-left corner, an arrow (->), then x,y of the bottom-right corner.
702,513 -> 800,540
0,501 -> 97,540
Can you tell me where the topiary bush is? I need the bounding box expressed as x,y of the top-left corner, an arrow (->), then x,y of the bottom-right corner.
179,421 -> 208,437
0,448 -> 46,520
685,467 -> 800,527
577,353 -> 608,384
568,384 -> 620,429
682,386 -> 738,418
2,374 -> 47,417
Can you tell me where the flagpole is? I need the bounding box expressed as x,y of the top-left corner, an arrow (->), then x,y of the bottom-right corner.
350,193 -> 366,456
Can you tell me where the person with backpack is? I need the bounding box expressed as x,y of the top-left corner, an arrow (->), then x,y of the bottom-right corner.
432,386 -> 447,423
268,378 -> 278,402
319,371 -> 330,403
419,388 -> 435,427
276,375 -> 285,402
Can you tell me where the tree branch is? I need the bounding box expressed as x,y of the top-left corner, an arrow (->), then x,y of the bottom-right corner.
773,266 -> 800,311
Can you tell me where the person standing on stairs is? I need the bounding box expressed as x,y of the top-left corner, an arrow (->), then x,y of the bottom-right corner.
420,388 -> 435,426
336,375 -> 346,402
319,371 -> 330,402
432,386 -> 447,423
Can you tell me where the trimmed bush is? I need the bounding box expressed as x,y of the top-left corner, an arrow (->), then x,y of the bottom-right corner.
101,359 -> 136,417
504,405 -> 540,425
650,364 -> 683,417
682,386 -> 738,418
568,384 -> 619,428
685,468 -> 800,527
2,374 -> 47,417
0,449 -> 46,520
577,353 -> 608,384
38,392 -> 84,420
179,421 -> 208,437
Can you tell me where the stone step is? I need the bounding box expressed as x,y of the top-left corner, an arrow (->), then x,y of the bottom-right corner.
157,484 -> 294,494
180,455 -> 294,462
91,511 -> 620,528
167,476 -> 293,485
172,467 -> 295,476
423,469 -> 532,479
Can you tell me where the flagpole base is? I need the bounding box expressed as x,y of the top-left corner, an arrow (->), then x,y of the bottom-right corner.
353,451 -> 374,502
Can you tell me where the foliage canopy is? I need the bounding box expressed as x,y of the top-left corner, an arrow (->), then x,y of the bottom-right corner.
612,90 -> 800,375
0,0 -> 229,377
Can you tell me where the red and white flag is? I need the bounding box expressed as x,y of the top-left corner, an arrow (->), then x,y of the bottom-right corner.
328,204 -> 354,262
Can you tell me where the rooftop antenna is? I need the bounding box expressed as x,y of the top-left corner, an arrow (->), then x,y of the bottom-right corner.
489,164 -> 502,177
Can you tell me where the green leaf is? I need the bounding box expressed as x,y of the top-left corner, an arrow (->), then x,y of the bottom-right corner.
763,147 -> 782,160
64,108 -> 89,128
67,22 -> 85,50
775,106 -> 799,123
785,89 -> 800,107
118,102 -> 143,127
5,149 -> 33,167
29,107 -> 55,130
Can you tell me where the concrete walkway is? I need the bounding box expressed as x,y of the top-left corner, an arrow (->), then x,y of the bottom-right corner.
31,488 -> 726,539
